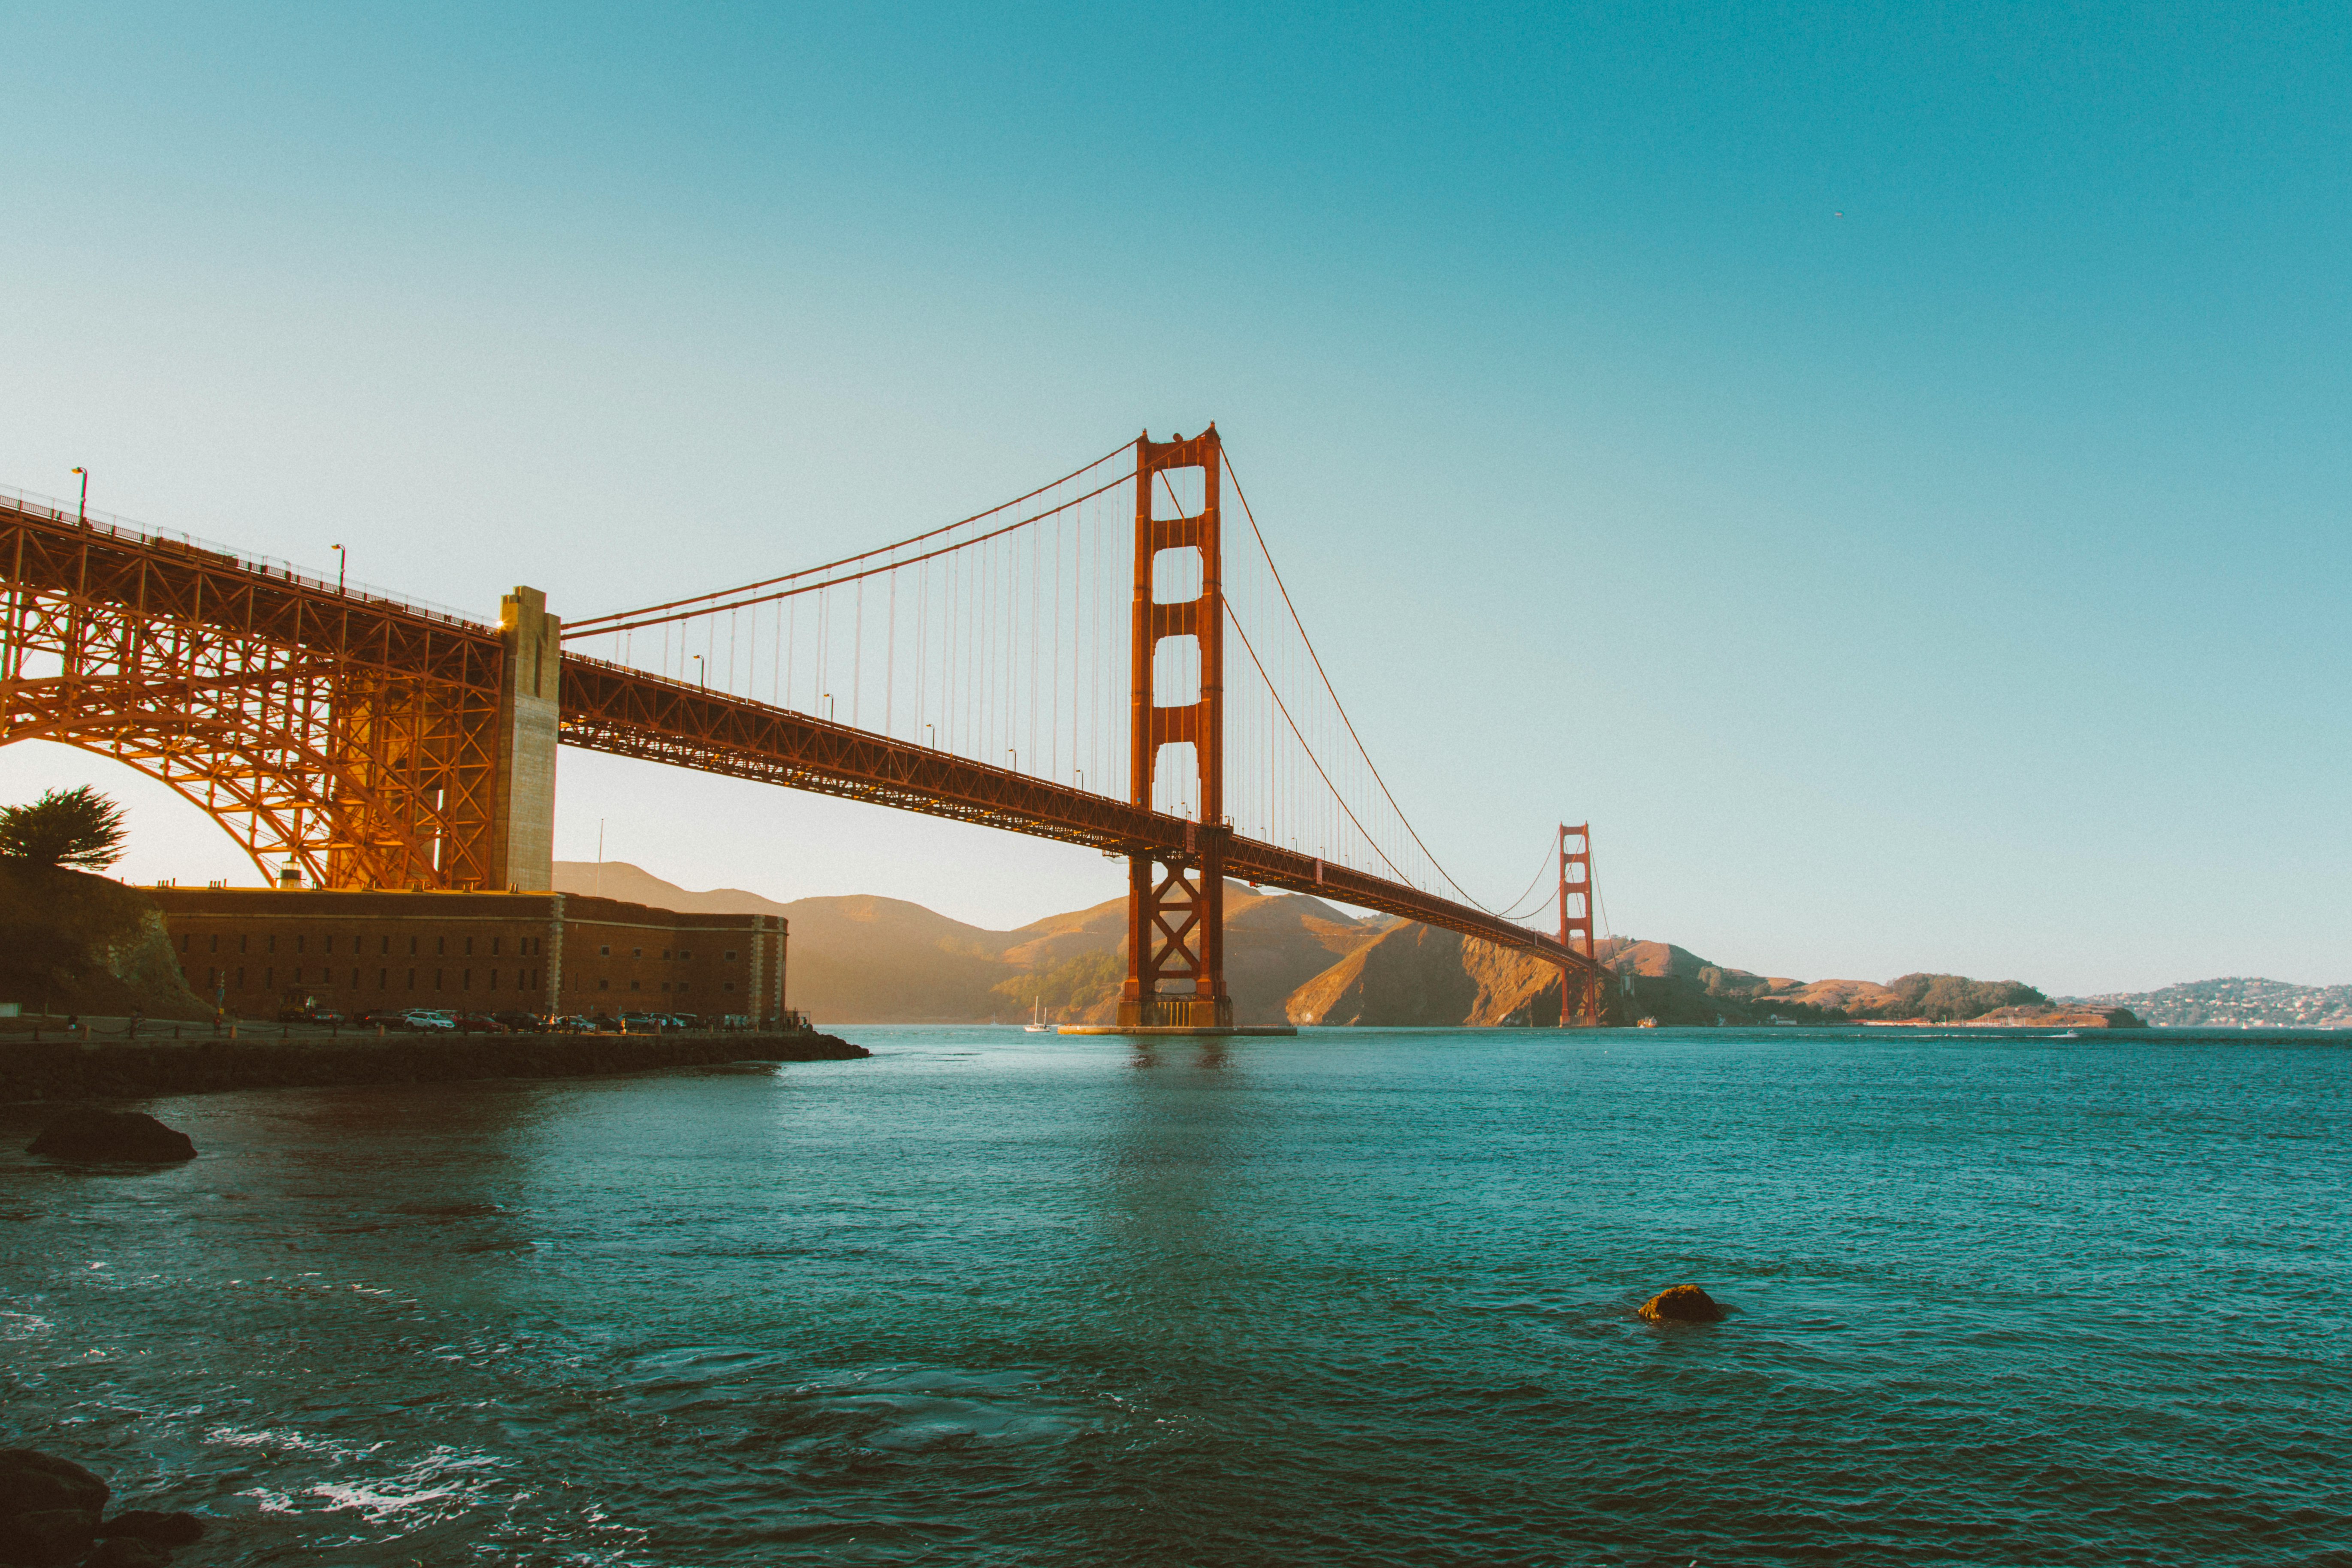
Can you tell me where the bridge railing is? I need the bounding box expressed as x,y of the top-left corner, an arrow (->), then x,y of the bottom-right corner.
0,483 -> 486,630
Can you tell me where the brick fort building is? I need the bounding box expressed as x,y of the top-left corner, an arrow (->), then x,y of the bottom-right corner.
148,887 -> 788,1023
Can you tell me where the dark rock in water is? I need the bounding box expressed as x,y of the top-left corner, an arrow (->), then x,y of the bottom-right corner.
0,1507 -> 100,1565
0,1449 -> 109,1521
86,1536 -> 174,1568
27,1110 -> 196,1163
98,1510 -> 205,1547
1638,1283 -> 1727,1323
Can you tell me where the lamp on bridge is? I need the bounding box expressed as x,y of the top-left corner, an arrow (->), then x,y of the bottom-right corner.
70,467 -> 87,524
331,544 -> 347,593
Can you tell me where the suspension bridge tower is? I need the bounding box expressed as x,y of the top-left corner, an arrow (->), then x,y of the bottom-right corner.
1120,427 -> 1232,1029
1558,822 -> 1603,1026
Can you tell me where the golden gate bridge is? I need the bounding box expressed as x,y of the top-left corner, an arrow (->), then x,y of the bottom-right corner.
0,427 -> 1604,1029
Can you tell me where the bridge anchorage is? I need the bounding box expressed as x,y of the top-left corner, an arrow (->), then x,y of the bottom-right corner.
2,425 -> 1610,1031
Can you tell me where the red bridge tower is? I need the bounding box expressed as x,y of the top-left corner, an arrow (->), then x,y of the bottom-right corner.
1558,822 -> 1603,1026
1120,427 -> 1232,1029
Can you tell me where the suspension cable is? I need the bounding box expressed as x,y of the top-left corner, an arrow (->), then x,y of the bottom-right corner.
562,470 -> 1129,641
1221,452 -> 1534,921
565,439 -> 1133,633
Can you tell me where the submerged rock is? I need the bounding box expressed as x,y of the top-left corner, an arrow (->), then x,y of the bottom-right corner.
1638,1284 -> 1727,1323
87,1536 -> 173,1568
98,1510 -> 205,1547
0,1508 -> 100,1566
0,1448 -> 109,1522
26,1110 -> 196,1163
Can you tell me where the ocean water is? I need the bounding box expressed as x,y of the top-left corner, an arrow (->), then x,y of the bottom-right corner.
3,1026 -> 2348,1566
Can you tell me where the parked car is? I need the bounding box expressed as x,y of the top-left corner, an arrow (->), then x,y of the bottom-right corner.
490,1011 -> 543,1033
448,1012 -> 505,1033
278,1006 -> 344,1025
401,1010 -> 456,1031
355,1009 -> 408,1029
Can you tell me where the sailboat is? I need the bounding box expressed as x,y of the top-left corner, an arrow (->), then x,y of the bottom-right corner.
1024,996 -> 1054,1033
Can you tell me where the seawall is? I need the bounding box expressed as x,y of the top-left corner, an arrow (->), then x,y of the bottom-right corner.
0,1031 -> 869,1103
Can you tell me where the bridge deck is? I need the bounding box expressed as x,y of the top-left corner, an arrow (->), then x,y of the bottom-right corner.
559,654 -> 1599,975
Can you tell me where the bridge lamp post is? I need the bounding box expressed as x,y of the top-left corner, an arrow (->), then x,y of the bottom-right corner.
822,692 -> 834,722
1007,748 -> 1017,773
1075,768 -> 1084,791
70,467 -> 87,523
692,654 -> 706,689
924,723 -> 935,749
331,544 -> 347,593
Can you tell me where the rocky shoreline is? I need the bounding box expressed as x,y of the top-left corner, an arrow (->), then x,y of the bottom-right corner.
0,1030 -> 869,1103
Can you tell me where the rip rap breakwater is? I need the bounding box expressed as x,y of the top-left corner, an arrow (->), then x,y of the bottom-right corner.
0,1031 -> 869,1103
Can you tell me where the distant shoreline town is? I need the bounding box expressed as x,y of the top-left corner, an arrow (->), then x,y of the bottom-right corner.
2055,977 -> 2352,1031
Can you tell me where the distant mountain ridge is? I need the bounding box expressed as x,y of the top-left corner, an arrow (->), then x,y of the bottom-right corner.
550,863 -> 2292,1030
2057,978 -> 2352,1030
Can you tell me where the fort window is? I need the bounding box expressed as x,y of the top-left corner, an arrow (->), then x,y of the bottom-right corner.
598,979 -> 610,991
724,981 -> 735,991
600,946 -> 610,957
296,935 -> 305,954
267,935 -> 276,955
381,936 -> 390,955
679,950 -> 691,960
239,935 -> 248,953
677,982 -> 689,993
632,948 -> 643,958
659,981 -> 670,991
491,937 -> 500,956
208,935 -> 217,953
630,980 -> 641,991
180,934 -> 190,952
437,937 -> 447,956
409,937 -> 418,956
724,951 -> 736,961
464,937 -> 474,957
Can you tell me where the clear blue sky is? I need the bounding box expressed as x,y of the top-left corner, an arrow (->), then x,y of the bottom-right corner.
3,3 -> 2345,994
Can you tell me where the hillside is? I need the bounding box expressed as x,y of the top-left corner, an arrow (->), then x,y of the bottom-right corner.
2058,977 -> 2352,1030
548,862 -> 2092,1031
551,863 -> 1384,1024
0,863 -> 211,1020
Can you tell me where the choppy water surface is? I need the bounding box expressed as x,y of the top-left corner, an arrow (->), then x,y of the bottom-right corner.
4,1027 -> 2349,1565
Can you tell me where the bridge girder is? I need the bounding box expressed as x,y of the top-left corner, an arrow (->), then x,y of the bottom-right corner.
1,500 -> 503,890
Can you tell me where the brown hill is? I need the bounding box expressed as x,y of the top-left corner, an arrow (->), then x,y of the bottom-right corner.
549,864 -> 2045,1030
1286,928 -> 1639,1026
553,860 -> 792,916
550,863 -> 1382,1024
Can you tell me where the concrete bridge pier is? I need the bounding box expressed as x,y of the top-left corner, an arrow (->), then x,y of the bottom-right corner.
490,586 -> 560,891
